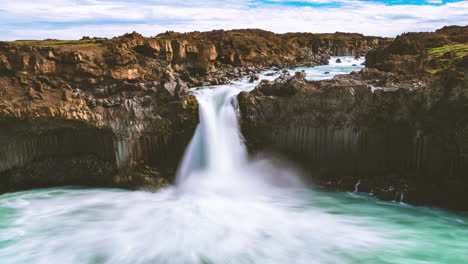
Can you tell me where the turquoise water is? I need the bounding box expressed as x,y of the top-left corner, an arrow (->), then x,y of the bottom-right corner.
0,187 -> 467,264
297,56 -> 365,80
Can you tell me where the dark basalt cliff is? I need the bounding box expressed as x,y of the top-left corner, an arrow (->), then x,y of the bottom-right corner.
239,26 -> 468,210
0,29 -> 386,193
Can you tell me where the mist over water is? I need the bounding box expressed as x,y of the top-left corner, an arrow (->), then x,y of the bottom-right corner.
1,57 -> 468,264
176,80 -> 303,197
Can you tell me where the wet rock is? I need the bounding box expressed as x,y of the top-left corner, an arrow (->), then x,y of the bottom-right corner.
115,165 -> 171,191
249,74 -> 259,83
336,58 -> 342,63
253,71 -> 308,96
221,77 -> 229,84
294,70 -> 306,80
141,95 -> 152,107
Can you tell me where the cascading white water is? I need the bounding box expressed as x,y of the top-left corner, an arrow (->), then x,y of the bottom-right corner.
354,180 -> 361,192
175,82 -> 305,197
176,86 -> 249,188
176,56 -> 367,195
6,57 -> 468,264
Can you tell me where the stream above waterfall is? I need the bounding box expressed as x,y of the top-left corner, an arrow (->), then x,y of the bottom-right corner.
1,57 -> 467,264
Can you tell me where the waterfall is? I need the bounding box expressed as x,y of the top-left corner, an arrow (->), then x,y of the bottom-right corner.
175,81 -> 304,196
175,56 -> 365,195
176,85 -> 249,190
400,192 -> 405,203
354,180 -> 361,192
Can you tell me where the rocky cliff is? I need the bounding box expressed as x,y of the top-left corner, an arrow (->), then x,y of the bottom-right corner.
239,26 -> 468,210
0,29 -> 386,193
366,26 -> 468,74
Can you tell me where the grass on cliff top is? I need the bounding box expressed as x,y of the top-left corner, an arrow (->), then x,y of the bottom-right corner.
8,38 -> 107,47
428,44 -> 468,56
427,44 -> 467,74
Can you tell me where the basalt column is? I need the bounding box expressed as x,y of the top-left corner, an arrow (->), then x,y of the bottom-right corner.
0,119 -> 117,192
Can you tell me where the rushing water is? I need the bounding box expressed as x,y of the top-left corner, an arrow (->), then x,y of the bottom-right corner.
1,57 -> 468,264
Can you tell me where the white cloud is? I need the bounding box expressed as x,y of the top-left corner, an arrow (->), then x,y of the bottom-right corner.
0,0 -> 466,40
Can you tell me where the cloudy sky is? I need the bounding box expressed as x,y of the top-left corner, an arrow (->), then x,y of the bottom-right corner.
0,0 -> 466,40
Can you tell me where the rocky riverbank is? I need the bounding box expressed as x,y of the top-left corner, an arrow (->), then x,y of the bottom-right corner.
0,29 -> 386,193
239,26 -> 468,210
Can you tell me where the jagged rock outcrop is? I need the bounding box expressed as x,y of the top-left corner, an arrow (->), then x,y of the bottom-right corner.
239,26 -> 468,210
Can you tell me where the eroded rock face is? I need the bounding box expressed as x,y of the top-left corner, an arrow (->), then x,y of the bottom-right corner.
239,50 -> 468,210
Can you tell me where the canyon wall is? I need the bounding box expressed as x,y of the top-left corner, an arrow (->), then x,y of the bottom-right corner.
239,26 -> 468,209
0,29 -> 386,192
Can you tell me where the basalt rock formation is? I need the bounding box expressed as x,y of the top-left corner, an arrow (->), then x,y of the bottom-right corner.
0,29 -> 386,193
239,26 -> 468,210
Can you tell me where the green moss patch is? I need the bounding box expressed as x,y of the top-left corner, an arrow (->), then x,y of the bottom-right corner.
428,44 -> 468,55
427,44 -> 467,74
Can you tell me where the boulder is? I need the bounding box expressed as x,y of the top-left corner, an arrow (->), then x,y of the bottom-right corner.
249,74 -> 259,83
253,71 -> 309,96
